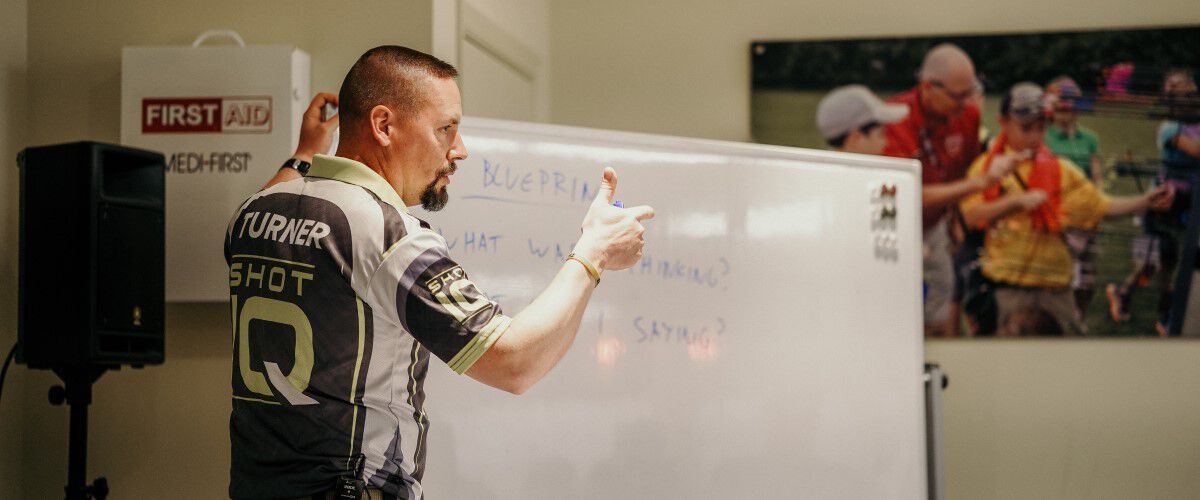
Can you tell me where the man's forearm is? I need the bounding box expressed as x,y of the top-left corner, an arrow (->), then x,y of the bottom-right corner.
466,259 -> 596,394
263,151 -> 314,190
267,92 -> 338,190
262,162 -> 304,190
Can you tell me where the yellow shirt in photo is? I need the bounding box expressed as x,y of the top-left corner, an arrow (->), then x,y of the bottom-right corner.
959,151 -> 1111,288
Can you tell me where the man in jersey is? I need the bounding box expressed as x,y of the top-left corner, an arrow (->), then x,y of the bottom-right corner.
959,82 -> 1173,336
225,45 -> 654,499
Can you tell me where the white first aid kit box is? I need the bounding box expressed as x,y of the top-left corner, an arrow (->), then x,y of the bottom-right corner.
121,34 -> 310,302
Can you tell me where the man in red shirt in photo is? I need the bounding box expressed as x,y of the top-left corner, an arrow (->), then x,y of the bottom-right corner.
885,44 -> 997,336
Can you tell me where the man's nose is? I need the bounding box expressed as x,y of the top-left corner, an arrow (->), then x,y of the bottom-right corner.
450,136 -> 468,161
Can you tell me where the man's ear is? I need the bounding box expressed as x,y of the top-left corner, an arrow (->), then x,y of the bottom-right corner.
368,105 -> 393,147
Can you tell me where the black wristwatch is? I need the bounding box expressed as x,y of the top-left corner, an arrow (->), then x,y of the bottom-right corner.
282,158 -> 311,175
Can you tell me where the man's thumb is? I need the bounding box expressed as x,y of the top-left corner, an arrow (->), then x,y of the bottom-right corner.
594,167 -> 618,205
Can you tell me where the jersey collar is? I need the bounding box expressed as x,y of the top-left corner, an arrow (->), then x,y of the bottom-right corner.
308,154 -> 409,212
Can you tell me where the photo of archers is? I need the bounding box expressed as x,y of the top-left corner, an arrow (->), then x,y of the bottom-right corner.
753,26 -> 1200,338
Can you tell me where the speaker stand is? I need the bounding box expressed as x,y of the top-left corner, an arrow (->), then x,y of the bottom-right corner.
49,365 -> 111,500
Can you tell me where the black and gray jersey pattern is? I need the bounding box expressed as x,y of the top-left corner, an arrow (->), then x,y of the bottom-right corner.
224,155 -> 510,499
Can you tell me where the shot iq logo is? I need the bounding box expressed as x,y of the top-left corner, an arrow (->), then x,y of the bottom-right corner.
142,96 -> 272,134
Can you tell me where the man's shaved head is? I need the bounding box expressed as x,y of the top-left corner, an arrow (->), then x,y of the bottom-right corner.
338,45 -> 459,136
918,43 -> 975,83
916,43 -> 978,118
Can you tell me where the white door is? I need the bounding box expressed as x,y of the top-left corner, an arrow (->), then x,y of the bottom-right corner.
432,0 -> 549,122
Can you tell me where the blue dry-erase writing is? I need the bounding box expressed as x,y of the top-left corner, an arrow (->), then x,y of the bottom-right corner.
613,200 -> 624,208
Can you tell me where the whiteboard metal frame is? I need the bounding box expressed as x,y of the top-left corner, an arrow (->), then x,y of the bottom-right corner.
462,116 -> 922,175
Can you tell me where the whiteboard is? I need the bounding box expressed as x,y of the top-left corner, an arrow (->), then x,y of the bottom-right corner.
418,117 -> 926,499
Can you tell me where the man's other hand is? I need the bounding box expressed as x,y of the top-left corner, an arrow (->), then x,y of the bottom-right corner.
573,167 -> 654,271
294,92 -> 339,161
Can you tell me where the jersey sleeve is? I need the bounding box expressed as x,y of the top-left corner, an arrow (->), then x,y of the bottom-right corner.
371,229 -> 511,374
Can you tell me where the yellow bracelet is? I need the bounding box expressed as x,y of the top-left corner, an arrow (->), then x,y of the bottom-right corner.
566,252 -> 601,287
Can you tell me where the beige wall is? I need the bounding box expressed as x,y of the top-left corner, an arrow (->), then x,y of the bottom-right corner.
11,1 -> 433,498
549,1 -> 1200,498
0,0 -> 28,496
926,340 -> 1200,499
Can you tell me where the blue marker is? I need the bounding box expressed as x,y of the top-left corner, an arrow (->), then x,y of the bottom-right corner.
613,200 -> 624,208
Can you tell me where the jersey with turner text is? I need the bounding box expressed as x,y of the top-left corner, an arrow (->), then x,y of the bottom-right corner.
225,154 -> 510,499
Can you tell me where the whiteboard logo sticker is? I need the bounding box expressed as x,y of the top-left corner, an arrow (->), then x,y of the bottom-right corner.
141,96 -> 272,134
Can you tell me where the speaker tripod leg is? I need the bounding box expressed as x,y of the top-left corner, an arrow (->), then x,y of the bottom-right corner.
53,366 -> 108,500
65,387 -> 88,500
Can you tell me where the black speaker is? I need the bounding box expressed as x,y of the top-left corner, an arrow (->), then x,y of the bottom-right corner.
17,141 -> 165,369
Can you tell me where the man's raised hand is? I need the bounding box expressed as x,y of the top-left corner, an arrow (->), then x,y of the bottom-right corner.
294,92 -> 339,161
574,167 -> 654,271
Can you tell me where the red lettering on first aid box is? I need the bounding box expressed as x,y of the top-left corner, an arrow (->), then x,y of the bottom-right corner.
142,97 -> 272,134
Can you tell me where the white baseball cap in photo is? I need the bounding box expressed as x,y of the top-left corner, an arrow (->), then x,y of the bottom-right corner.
816,85 -> 909,141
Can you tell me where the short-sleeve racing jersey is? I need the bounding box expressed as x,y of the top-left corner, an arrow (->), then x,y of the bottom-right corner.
225,154 -> 510,499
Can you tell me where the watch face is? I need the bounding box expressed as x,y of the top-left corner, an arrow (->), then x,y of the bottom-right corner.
287,159 -> 311,174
